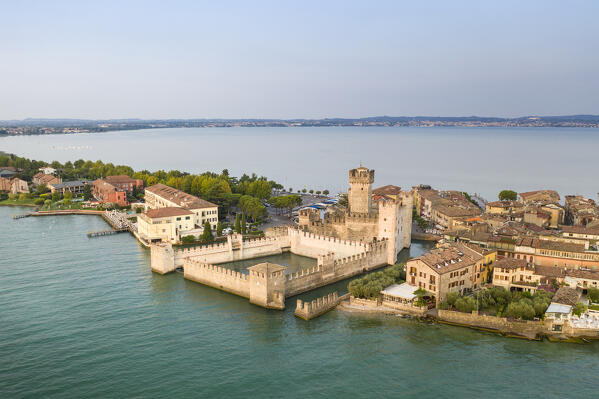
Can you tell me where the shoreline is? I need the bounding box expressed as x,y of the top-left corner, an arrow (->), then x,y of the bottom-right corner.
336,298 -> 599,343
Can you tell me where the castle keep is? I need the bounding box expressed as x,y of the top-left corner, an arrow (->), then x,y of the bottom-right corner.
149,166 -> 411,310
298,166 -> 412,264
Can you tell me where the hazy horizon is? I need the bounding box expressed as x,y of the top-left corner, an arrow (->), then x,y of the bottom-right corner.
1,1 -> 598,120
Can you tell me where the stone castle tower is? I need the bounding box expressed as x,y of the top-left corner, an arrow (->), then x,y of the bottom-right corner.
299,165 -> 412,264
348,166 -> 374,214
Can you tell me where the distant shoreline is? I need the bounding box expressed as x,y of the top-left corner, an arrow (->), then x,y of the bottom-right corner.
2,115 -> 599,136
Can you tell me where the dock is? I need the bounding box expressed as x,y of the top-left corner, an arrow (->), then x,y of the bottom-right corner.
88,229 -> 129,238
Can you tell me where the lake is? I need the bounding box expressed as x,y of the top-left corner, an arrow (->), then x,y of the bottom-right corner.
1,207 -> 599,398
1,126 -> 598,201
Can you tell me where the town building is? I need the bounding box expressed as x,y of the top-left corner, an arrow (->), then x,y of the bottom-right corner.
405,242 -> 484,305
145,183 -> 218,231
0,166 -> 19,179
38,166 -> 57,175
565,195 -> 599,227
0,177 -> 12,192
560,226 -> 599,244
32,172 -> 61,186
519,190 -> 560,204
486,201 -> 524,215
103,175 -> 144,194
92,179 -> 128,206
9,178 -> 29,194
137,207 -> 199,244
49,180 -> 91,195
298,166 -> 412,264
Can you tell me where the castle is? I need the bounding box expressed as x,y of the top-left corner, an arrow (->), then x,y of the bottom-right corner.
148,166 -> 412,310
298,166 -> 412,264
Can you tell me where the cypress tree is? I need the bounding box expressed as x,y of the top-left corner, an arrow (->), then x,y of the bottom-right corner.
241,213 -> 247,234
216,221 -> 223,236
234,213 -> 241,233
200,221 -> 214,243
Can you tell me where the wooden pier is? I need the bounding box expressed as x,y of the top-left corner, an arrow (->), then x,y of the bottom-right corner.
87,229 -> 129,238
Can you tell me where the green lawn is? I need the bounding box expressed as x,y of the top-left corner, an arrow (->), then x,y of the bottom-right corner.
0,198 -> 38,206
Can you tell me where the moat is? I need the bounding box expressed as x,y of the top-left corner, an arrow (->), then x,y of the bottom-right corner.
2,206 -> 599,398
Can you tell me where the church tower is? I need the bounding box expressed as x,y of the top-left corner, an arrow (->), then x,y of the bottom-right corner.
348,166 -> 374,214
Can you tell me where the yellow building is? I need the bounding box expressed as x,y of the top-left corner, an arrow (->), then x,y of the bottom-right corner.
145,183 -> 219,230
137,207 -> 198,244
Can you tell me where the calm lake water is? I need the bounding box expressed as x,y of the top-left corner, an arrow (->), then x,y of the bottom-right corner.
1,126 -> 598,200
2,206 -> 599,398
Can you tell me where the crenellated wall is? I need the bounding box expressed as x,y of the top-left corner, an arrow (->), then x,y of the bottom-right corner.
151,225 -> 391,310
285,239 -> 388,297
171,233 -> 289,267
183,259 -> 250,298
294,292 -> 341,320
287,228 -> 366,259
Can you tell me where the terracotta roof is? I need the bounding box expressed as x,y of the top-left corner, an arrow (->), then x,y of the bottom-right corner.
561,226 -> 599,236
566,268 -> 599,281
145,207 -> 194,218
519,190 -> 560,201
146,183 -> 217,210
534,265 -> 565,279
494,257 -> 528,270
552,286 -> 581,307
372,185 -> 402,196
415,243 -> 482,274
104,175 -> 140,185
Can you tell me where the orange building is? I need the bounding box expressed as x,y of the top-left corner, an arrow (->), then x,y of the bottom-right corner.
92,179 -> 128,206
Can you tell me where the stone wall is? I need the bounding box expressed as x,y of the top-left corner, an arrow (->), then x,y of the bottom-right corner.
173,233 -> 288,266
437,309 -> 546,338
183,259 -> 250,298
295,292 -> 341,320
287,228 -> 367,259
285,240 -> 388,297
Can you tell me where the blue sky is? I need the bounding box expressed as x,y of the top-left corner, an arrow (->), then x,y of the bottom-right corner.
1,0 -> 598,119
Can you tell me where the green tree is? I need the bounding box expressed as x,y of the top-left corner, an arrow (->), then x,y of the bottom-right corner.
51,191 -> 61,202
455,297 -> 477,313
498,190 -> 517,201
216,221 -> 223,236
234,213 -> 241,233
83,184 -> 93,201
63,191 -> 73,206
323,190 -> 329,195
573,302 -> 587,317
338,193 -> 348,208
587,287 -> 599,303
445,292 -> 460,307
315,190 -> 321,195
309,189 -> 314,194
36,183 -> 49,195
200,221 -> 214,243
181,235 -> 196,244
414,288 -> 428,307
301,188 -> 307,193
241,213 -> 247,234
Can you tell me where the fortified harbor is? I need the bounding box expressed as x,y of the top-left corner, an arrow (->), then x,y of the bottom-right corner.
149,166 -> 413,310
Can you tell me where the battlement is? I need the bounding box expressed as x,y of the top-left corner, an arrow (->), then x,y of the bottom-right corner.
345,211 -> 379,223
349,167 -> 375,184
242,235 -> 284,248
295,292 -> 340,320
286,264 -> 323,281
288,226 -> 367,248
176,240 -> 230,256
184,258 -> 249,281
